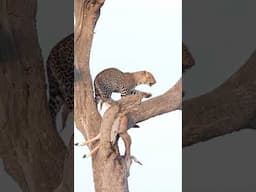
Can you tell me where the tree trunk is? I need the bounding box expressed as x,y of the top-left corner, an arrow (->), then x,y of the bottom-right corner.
74,0 -> 105,190
0,0 -> 67,191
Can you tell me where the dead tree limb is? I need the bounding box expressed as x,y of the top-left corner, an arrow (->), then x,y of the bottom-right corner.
128,79 -> 182,127
183,50 -> 256,147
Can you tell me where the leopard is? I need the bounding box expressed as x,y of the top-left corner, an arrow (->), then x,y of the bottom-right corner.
94,67 -> 156,108
46,33 -> 74,131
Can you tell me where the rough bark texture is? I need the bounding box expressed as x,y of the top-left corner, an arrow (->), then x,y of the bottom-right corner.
74,0 -> 182,191
74,0 -> 104,191
183,50 -> 256,147
0,0 -> 69,191
54,135 -> 74,192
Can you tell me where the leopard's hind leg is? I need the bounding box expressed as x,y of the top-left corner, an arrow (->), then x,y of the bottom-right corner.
48,70 -> 64,130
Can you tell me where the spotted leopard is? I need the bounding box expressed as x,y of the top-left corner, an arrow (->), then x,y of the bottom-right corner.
94,68 -> 156,107
46,33 -> 74,131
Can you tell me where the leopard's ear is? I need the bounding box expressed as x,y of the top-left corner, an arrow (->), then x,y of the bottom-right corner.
145,71 -> 151,78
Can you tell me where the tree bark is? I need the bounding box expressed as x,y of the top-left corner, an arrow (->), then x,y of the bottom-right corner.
0,0 -> 68,191
183,50 -> 256,147
54,135 -> 74,192
74,0 -> 104,191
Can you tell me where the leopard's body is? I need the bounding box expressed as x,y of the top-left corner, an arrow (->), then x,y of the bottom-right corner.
94,68 -> 156,105
46,33 -> 74,131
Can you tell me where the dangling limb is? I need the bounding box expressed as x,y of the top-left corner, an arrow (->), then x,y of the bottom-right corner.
60,104 -> 70,132
111,116 -> 121,145
120,132 -> 142,177
119,132 -> 131,158
75,133 -> 101,146
114,115 -> 132,157
83,144 -> 100,158
119,116 -> 143,166
118,115 -> 129,135
130,156 -> 143,165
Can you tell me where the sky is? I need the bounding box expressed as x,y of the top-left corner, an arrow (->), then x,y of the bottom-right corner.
75,0 -> 182,192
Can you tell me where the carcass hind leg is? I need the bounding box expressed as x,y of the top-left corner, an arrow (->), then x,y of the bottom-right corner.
83,144 -> 100,158
75,133 -> 101,146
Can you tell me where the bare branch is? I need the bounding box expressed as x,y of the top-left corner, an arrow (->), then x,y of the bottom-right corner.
128,79 -> 182,127
183,50 -> 256,147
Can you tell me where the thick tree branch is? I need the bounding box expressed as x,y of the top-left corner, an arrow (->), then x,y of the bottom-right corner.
74,0 -> 103,139
128,79 -> 182,127
183,50 -> 256,147
74,0 -> 106,191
